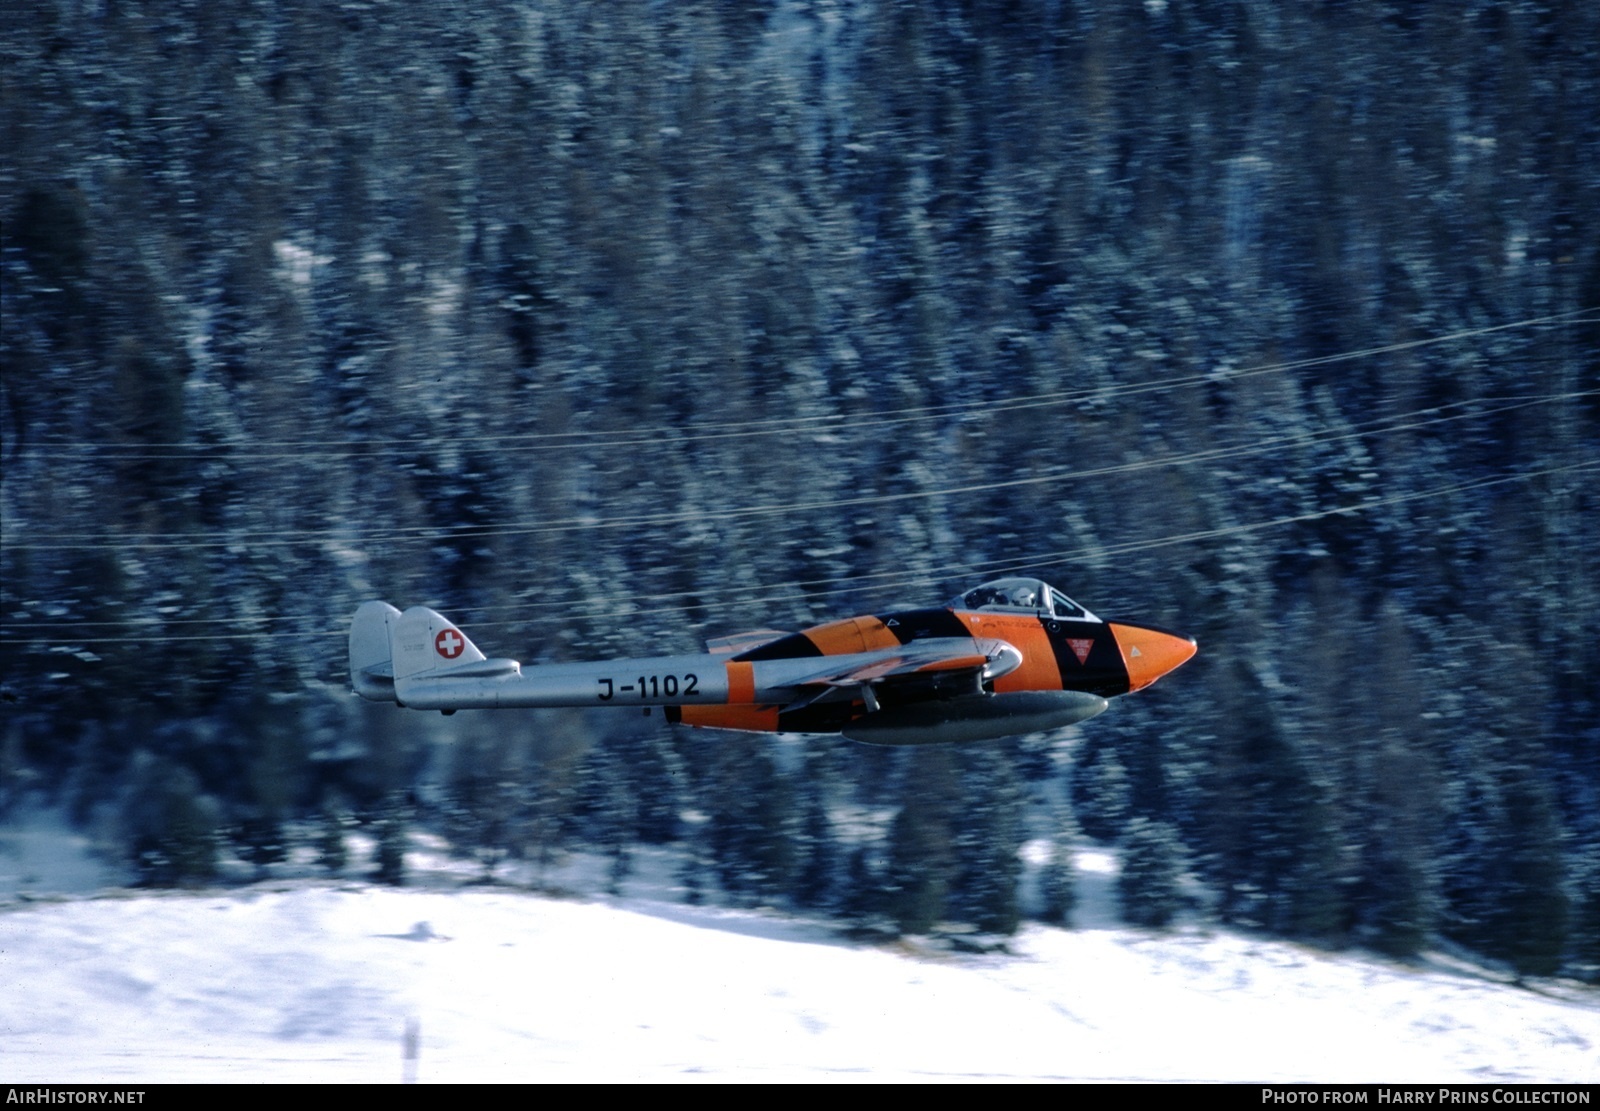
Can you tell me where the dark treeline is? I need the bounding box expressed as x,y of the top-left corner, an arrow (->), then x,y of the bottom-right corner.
2,1 -> 1597,976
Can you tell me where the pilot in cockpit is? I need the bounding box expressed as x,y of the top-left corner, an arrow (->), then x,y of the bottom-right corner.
957,578 -> 1097,621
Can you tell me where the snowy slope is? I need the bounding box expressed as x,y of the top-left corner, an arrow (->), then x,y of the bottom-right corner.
2,863 -> 1596,1083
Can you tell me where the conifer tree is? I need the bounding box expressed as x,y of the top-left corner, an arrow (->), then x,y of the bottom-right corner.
1200,658 -> 1344,936
233,700 -> 305,880
1068,738 -> 1132,844
373,796 -> 410,887
1038,834 -> 1078,928
442,724 -> 525,882
122,753 -> 220,888
793,777 -> 840,911
318,797 -> 348,875
840,845 -> 883,930
883,745 -> 958,935
1568,852 -> 1600,984
678,819 -> 708,907
613,725 -> 686,845
1479,762 -> 1570,981
948,745 -> 1026,935
1118,816 -> 1184,930
703,734 -> 796,904
1347,602 -> 1438,956
524,740 -> 581,880
580,742 -> 638,895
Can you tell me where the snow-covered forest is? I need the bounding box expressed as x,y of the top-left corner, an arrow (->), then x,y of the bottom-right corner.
2,0 -> 1597,981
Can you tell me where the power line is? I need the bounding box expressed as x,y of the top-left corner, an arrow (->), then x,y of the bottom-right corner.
4,457 -> 1593,648
8,388 -> 1592,553
18,309 -> 1597,461
539,458 -> 1600,626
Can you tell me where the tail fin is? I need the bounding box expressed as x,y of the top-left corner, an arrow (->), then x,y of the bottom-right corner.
352,601 -> 529,710
350,601 -> 402,701
390,605 -> 489,680
350,602 -> 492,699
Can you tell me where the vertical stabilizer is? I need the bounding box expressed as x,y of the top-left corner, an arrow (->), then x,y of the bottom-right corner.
350,601 -> 402,701
391,605 -> 489,680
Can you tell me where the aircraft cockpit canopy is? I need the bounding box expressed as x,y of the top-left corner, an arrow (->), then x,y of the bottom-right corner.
953,578 -> 1099,622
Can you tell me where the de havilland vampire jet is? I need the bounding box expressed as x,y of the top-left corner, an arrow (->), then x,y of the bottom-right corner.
349,578 -> 1196,745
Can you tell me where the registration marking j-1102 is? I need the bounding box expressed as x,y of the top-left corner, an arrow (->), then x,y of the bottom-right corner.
596,674 -> 700,701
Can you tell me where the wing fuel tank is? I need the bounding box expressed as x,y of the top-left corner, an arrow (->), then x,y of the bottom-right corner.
841,690 -> 1108,746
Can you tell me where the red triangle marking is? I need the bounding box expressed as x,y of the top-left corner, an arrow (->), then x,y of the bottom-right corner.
1067,638 -> 1094,665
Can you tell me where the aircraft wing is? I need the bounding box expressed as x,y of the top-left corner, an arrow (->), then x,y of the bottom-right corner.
775,637 -> 1022,709
705,629 -> 791,655
791,645 -> 990,686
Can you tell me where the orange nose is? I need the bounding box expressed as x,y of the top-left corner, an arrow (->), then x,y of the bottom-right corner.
1109,624 -> 1198,693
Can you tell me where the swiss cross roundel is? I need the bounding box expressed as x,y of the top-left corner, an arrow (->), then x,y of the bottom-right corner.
435,627 -> 466,660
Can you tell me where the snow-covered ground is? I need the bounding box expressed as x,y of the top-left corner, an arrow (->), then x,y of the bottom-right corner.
2,812 -> 1596,1083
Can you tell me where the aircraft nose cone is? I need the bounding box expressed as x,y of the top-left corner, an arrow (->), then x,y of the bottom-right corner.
1109,623 -> 1198,693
